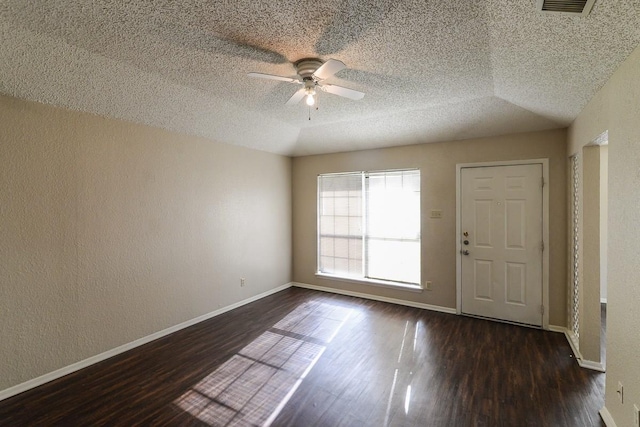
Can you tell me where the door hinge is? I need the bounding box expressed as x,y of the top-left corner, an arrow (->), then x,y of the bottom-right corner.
541,177 -> 545,188
541,241 -> 545,252
540,305 -> 545,315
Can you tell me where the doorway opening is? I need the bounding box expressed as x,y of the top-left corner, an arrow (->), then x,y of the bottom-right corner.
599,142 -> 608,367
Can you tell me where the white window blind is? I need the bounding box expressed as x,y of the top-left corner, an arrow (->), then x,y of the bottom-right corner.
318,173 -> 364,278
317,169 -> 420,286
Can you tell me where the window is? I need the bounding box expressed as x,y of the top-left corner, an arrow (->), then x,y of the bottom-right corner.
317,169 -> 421,287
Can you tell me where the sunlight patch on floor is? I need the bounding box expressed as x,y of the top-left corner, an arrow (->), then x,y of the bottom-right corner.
174,301 -> 352,426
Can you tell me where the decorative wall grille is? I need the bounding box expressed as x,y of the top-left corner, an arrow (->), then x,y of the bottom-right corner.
569,155 -> 580,340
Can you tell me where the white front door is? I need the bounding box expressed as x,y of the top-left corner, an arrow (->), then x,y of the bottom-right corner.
460,164 -> 543,326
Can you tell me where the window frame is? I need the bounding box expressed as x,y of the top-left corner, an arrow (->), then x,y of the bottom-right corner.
315,169 -> 422,292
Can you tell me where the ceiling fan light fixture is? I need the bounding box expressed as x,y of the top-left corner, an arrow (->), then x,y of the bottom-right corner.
304,84 -> 316,106
305,93 -> 315,106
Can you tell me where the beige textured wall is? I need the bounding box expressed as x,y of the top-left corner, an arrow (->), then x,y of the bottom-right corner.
0,94 -> 292,391
569,44 -> 640,426
292,129 -> 567,326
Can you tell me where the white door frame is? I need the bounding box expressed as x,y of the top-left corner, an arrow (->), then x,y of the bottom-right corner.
456,159 -> 550,329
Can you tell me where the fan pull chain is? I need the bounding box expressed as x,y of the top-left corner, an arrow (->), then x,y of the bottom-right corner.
307,94 -> 319,120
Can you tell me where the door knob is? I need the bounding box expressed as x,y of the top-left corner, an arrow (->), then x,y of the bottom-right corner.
461,250 -> 469,256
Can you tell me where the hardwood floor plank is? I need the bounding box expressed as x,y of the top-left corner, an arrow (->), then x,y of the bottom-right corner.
0,287 -> 604,426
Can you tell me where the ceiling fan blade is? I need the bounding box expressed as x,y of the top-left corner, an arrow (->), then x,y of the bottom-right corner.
312,59 -> 346,80
285,88 -> 307,106
320,84 -> 365,100
247,73 -> 300,84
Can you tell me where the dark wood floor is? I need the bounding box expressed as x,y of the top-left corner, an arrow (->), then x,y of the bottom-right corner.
0,287 -> 605,426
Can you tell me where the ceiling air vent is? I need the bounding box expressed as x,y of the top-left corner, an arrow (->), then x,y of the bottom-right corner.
537,0 -> 596,16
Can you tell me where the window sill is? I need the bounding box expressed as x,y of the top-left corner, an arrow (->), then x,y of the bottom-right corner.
315,273 -> 423,293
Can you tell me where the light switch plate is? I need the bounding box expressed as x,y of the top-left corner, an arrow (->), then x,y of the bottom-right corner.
430,209 -> 443,219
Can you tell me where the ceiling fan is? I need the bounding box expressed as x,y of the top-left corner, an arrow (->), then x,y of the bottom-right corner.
248,58 -> 365,107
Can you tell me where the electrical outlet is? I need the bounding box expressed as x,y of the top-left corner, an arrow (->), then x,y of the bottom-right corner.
617,382 -> 624,404
240,278 -> 245,287
633,404 -> 639,427
425,281 -> 432,291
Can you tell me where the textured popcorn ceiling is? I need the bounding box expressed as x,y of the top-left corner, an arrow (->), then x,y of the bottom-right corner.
0,0 -> 639,156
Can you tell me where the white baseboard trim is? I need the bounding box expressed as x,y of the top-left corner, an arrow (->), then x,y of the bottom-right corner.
578,359 -> 606,372
551,326 -> 579,355
600,298 -> 607,304
548,326 -> 606,372
0,282 -> 293,403
599,406 -> 617,427
291,282 -> 457,315
554,326 -> 583,359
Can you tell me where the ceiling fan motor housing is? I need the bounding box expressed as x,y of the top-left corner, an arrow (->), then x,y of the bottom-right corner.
295,58 -> 324,80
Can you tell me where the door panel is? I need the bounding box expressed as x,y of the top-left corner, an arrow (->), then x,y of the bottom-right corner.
505,200 -> 526,249
474,200 -> 493,247
461,164 -> 543,326
505,262 -> 526,304
474,259 -> 494,300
